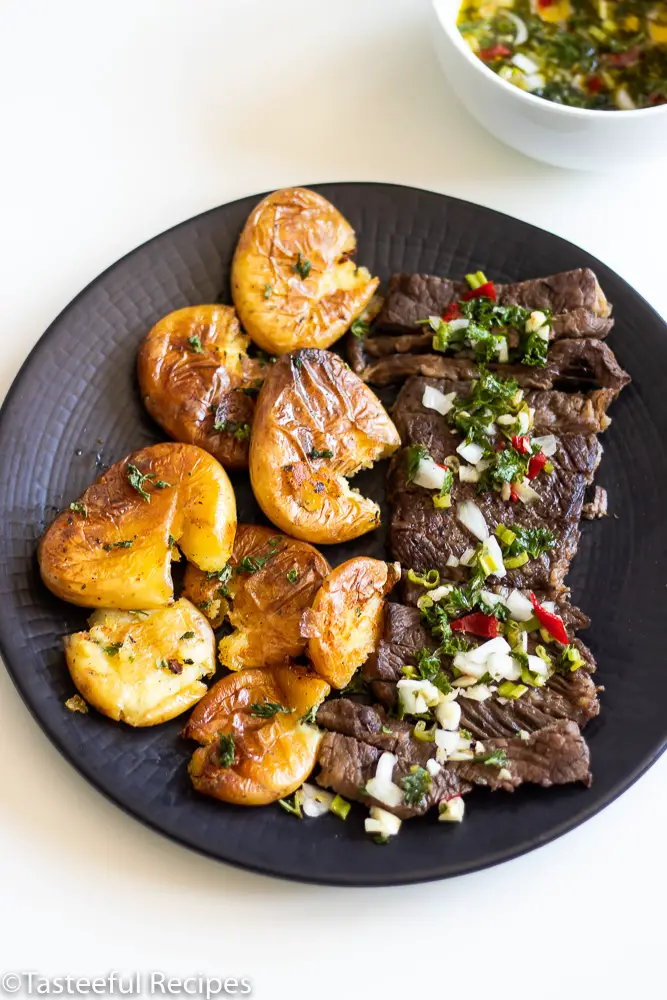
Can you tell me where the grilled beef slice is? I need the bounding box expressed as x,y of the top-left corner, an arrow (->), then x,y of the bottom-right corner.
362,602 -> 599,735
316,705 -> 591,815
376,269 -> 613,338
349,335 -> 629,391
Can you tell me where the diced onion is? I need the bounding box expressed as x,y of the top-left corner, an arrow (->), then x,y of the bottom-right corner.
481,535 -> 506,578
459,547 -> 477,566
456,440 -> 484,465
413,457 -> 448,491
525,310 -> 547,333
516,409 -> 531,434
422,385 -> 456,416
523,72 -> 546,92
532,434 -> 557,457
497,413 -> 515,426
496,338 -> 509,363
457,500 -> 489,542
448,750 -> 474,761
300,783 -> 334,818
487,651 -> 521,681
428,584 -> 454,602
466,636 -> 511,664
365,807 -> 402,838
615,86 -> 636,111
459,465 -> 480,483
397,678 -> 441,715
512,52 -> 539,74
513,480 -> 540,505
448,318 -> 470,332
506,10 -> 528,44
515,631 -> 528,653
479,589 -> 504,607
459,684 -> 493,702
528,654 -> 549,677
506,589 -> 534,622
446,554 -> 460,568
435,699 -> 461,730
451,674 -> 479,688
365,752 -> 403,808
426,758 -> 442,777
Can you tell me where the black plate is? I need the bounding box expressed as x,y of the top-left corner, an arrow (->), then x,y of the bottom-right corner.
0,183 -> 664,886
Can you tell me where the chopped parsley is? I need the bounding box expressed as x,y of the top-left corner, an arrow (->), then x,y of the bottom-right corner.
405,443 -> 430,484
102,538 -> 135,551
98,641 -> 123,657
188,335 -> 204,353
300,706 -> 318,725
500,524 -> 556,560
179,631 -> 196,641
126,463 -> 155,502
263,283 -> 273,299
286,568 -> 299,584
308,448 -> 333,459
401,766 -> 432,806
293,253 -> 312,279
69,501 -> 87,518
214,419 -> 251,442
218,732 -> 236,768
350,316 -> 370,338
206,565 -> 232,597
278,793 -> 303,817
250,701 -> 294,718
472,748 -> 509,768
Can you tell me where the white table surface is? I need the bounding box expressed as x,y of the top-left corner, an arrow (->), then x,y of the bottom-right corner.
1,2 -> 665,997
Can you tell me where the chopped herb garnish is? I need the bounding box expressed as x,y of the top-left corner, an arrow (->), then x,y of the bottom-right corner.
293,357 -> 303,370
308,448 -> 333,459
472,748 -> 509,768
286,568 -> 299,584
300,706 -> 318,725
126,463 -> 159,502
405,443 -> 430,484
293,253 -> 312,279
218,732 -> 236,768
264,283 -> 273,299
69,501 -> 87,518
188,335 -> 204,353
250,701 -> 294,718
401,765 -> 432,806
102,538 -> 135,551
179,631 -> 196,641
235,555 -> 268,574
214,419 -> 251,442
278,793 -> 303,817
99,642 -> 123,657
350,316 -> 369,338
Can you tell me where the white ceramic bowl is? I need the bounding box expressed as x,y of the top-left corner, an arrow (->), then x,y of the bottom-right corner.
431,0 -> 667,170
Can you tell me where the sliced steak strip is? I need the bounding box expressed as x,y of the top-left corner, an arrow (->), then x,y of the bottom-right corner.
316,698 -> 431,764
452,720 -> 592,790
316,731 -> 468,819
376,269 -> 612,338
393,376 -> 615,442
363,602 -> 598,732
349,337 -> 629,391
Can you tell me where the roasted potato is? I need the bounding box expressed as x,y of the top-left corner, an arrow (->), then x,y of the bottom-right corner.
63,598 -> 215,726
303,558 -> 400,689
137,305 -> 266,469
249,350 -> 401,544
182,524 -> 331,669
231,187 -> 379,355
39,443 -> 236,609
184,663 -> 330,805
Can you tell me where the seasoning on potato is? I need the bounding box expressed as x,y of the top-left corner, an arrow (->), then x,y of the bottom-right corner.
184,663 -> 330,805
63,598 -> 216,726
249,349 -> 401,544
303,558 -> 400,689
39,442 -> 237,609
137,305 -> 266,470
182,523 -> 331,669
231,187 -> 379,355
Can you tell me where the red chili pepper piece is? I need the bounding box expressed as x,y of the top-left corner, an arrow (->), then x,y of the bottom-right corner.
451,613 -> 499,639
479,44 -> 511,62
527,451 -> 547,480
529,593 -> 569,645
538,0 -> 553,7
607,47 -> 641,68
495,440 -> 506,452
462,281 -> 497,301
587,75 -> 604,94
436,462 -> 449,471
511,435 -> 531,455
510,484 -> 519,502
442,302 -> 463,322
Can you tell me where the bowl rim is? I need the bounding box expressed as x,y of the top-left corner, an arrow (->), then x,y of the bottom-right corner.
432,0 -> 667,120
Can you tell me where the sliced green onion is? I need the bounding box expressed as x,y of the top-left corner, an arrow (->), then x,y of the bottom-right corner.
561,644 -> 586,672
544,460 -> 554,473
329,794 -> 351,820
495,523 -> 517,548
417,594 -> 434,612
465,271 -> 488,290
521,666 -> 546,688
535,644 -> 551,665
279,792 -> 303,817
433,492 -> 451,509
504,551 -> 529,569
497,681 -> 528,699
402,664 -> 419,679
538,626 -> 553,644
407,568 -> 440,589
413,720 -> 437,742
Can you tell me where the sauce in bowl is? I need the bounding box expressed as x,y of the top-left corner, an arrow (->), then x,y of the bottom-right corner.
457,0 -> 667,110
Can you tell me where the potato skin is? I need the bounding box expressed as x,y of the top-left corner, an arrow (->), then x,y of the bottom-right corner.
184,664 -> 330,805
137,305 -> 265,470
182,524 -> 331,669
231,187 -> 379,355
63,599 -> 216,726
249,350 -> 400,544
39,443 -> 236,609
305,558 -> 400,689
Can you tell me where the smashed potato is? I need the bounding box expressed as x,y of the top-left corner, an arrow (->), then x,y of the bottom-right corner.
249,350 -> 401,544
231,187 -> 379,355
63,599 -> 215,726
137,305 -> 266,469
184,663 -> 330,805
304,558 -> 400,689
182,524 -> 331,669
39,443 -> 236,609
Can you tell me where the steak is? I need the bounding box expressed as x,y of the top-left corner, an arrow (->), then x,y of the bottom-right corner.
349,336 -> 629,391
451,720 -> 592,790
583,485 -> 608,519
363,602 -> 599,734
376,268 -> 613,338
